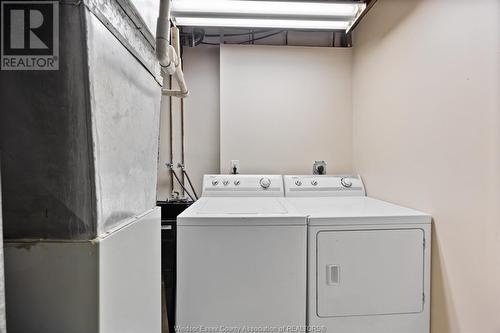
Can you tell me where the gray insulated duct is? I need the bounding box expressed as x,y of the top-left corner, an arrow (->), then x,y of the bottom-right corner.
0,0 -> 162,241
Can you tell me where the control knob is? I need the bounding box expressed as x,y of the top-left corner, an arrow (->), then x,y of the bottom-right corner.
211,180 -> 219,186
295,180 -> 302,186
222,180 -> 230,186
234,180 -> 240,186
341,177 -> 352,188
260,177 -> 271,189
311,180 -> 318,186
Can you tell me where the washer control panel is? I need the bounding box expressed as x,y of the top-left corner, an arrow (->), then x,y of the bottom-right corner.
202,175 -> 284,197
284,175 -> 366,197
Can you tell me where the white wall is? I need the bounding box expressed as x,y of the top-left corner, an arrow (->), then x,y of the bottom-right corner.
352,0 -> 500,332
158,43 -> 353,198
220,45 -> 352,175
157,46 -> 221,198
157,80 -> 186,200
184,47 -> 221,196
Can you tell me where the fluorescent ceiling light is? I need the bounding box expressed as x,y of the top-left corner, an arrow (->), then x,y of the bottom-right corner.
174,17 -> 350,30
171,0 -> 366,31
172,1 -> 363,19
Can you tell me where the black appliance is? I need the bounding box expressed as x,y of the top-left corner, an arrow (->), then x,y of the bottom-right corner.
157,200 -> 192,333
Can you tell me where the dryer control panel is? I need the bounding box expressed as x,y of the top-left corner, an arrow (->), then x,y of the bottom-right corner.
202,175 -> 284,197
284,175 -> 366,197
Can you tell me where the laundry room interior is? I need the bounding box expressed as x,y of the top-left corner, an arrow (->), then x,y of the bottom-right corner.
0,0 -> 498,333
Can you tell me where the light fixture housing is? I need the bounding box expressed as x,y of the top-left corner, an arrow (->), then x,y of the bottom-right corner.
171,0 -> 367,32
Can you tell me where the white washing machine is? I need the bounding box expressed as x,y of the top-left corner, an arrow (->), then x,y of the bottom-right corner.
177,175 -> 307,331
284,175 -> 431,333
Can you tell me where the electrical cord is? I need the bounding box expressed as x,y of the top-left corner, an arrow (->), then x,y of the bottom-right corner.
182,171 -> 199,200
204,29 -> 274,37
167,163 -> 195,201
172,169 -> 195,201
193,30 -> 205,46
195,29 -> 284,46
200,30 -> 284,45
237,30 -> 284,44
190,28 -> 348,47
178,163 -> 199,200
179,29 -> 205,46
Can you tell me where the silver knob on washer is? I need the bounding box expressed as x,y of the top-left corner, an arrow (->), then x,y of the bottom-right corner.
311,180 -> 318,186
260,177 -> 271,189
222,180 -> 229,186
295,180 -> 302,186
212,180 -> 219,186
341,177 -> 352,188
234,180 -> 240,186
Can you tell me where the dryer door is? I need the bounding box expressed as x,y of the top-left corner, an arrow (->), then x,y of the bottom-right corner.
316,229 -> 424,317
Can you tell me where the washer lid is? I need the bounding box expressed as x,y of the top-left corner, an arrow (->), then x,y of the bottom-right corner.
177,197 -> 307,225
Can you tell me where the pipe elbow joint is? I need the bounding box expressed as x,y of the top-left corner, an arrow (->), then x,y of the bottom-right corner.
157,43 -> 178,75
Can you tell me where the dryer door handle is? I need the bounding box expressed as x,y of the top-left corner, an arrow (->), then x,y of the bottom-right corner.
326,264 -> 340,285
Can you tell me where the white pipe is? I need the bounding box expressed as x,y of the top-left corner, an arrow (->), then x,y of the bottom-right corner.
171,26 -> 182,68
157,0 -> 189,97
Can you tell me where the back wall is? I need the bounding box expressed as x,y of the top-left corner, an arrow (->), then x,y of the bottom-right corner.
220,45 -> 352,175
158,44 -> 354,197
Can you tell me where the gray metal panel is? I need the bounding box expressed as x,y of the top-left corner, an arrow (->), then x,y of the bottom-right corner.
85,12 -> 161,234
0,0 -> 161,240
0,3 -> 96,240
128,0 -> 159,35
4,242 -> 99,333
84,0 -> 161,83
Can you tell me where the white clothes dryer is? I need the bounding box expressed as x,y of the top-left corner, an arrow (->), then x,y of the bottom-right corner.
284,175 -> 431,333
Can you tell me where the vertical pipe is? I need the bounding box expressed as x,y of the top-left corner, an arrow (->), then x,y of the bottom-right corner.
169,76 -> 174,194
157,0 -> 171,44
180,56 -> 186,197
157,1 -> 189,97
180,97 -> 185,197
